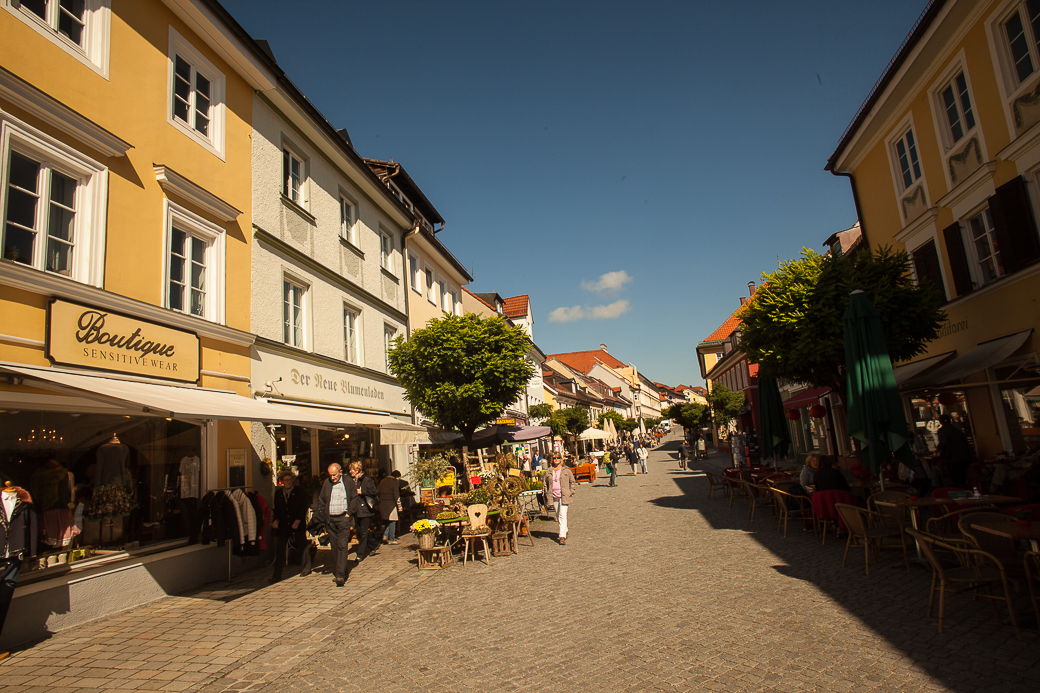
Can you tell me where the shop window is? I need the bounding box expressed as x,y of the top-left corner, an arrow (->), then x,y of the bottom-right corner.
0,413 -> 201,572
167,28 -> 225,158
318,427 -> 375,471
282,278 -> 307,348
4,0 -> 111,76
995,361 -> 1040,453
907,391 -> 976,455
1,114 -> 107,286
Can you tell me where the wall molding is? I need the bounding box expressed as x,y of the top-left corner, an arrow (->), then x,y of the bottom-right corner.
154,165 -> 241,222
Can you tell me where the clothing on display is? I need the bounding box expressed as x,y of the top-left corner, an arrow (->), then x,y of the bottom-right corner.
0,484 -> 37,638
194,489 -> 267,556
31,461 -> 78,547
93,436 -> 129,487
178,455 -> 200,499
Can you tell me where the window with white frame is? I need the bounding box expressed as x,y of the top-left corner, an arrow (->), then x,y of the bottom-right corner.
938,71 -> 976,146
967,207 -> 1006,285
383,324 -> 396,373
340,194 -> 357,245
5,0 -> 110,76
344,304 -> 361,365
893,126 -> 923,191
380,230 -> 393,273
167,28 -> 225,158
1,114 -> 106,286
408,253 -> 421,293
1002,1 -> 1040,87
282,145 -> 305,206
283,278 -> 307,348
438,278 -> 448,313
162,201 -> 225,322
425,263 -> 435,303
449,288 -> 459,315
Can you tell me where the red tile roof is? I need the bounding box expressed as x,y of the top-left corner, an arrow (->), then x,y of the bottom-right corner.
704,308 -> 742,342
547,349 -> 626,375
502,295 -> 529,319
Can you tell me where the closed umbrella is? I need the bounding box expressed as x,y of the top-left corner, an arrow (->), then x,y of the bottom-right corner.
843,290 -> 914,486
757,376 -> 791,467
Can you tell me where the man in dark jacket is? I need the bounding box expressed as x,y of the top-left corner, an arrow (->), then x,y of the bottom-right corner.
315,463 -> 358,587
936,414 -> 973,488
270,470 -> 311,583
625,443 -> 639,475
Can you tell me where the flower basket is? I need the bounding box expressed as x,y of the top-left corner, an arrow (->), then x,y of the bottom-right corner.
418,533 -> 435,550
425,502 -> 445,519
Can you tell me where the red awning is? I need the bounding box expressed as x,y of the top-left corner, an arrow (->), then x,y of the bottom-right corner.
782,387 -> 831,410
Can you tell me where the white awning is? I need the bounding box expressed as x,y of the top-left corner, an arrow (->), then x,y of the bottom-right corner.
893,351 -> 956,386
901,330 -> 1033,390
379,421 -> 433,445
0,364 -> 384,428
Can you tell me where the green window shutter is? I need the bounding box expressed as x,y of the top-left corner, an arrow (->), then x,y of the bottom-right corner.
989,175 -> 1040,274
942,222 -> 973,298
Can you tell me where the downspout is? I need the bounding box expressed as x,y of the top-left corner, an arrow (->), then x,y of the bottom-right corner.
827,166 -> 870,252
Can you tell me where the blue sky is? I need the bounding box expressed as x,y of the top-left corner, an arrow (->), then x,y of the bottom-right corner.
221,0 -> 928,387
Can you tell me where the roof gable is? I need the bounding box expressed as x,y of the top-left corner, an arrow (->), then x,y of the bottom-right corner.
547,349 -> 626,374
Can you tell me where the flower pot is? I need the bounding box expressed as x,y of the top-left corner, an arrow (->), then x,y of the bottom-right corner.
418,533 -> 435,550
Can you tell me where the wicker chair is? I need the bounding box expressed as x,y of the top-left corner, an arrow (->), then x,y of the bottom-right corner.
958,513 -> 1023,578
771,487 -> 812,538
924,506 -> 997,545
906,528 -> 1020,639
835,503 -> 909,574
703,470 -> 725,501
722,472 -> 746,508
745,481 -> 778,522
868,491 -> 912,546
1025,550 -> 1040,628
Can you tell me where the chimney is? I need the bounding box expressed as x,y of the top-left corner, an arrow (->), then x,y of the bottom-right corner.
600,344 -> 608,352
739,297 -> 747,306
748,281 -> 756,296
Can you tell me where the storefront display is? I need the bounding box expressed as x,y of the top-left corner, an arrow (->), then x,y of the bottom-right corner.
0,412 -> 201,571
907,390 -> 975,454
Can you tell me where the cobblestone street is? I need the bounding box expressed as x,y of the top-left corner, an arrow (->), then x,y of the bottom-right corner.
3,433 -> 1039,693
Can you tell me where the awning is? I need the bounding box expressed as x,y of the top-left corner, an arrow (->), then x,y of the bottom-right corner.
0,364 -> 384,428
892,351 -> 956,386
379,421 -> 433,445
901,330 -> 1033,390
782,386 -> 831,410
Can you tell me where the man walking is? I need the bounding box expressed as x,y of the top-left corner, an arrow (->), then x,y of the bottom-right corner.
605,447 -> 617,487
637,443 -> 649,474
626,443 -> 639,475
543,455 -> 576,545
270,470 -> 311,583
678,441 -> 688,471
315,463 -> 358,587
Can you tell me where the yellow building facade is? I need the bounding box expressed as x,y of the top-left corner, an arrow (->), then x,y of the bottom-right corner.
828,0 -> 1040,458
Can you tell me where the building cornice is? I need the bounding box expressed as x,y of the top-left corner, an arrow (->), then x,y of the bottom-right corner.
254,337 -> 403,387
154,165 -> 241,222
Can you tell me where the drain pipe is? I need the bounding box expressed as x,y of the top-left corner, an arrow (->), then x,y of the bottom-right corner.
827,167 -> 870,252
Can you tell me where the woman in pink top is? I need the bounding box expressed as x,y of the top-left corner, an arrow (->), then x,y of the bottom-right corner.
542,455 -> 577,545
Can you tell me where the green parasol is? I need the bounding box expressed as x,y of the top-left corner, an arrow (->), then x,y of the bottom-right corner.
843,290 -> 913,478
757,376 -> 791,464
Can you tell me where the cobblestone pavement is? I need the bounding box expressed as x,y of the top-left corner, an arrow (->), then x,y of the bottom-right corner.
3,432 -> 1040,692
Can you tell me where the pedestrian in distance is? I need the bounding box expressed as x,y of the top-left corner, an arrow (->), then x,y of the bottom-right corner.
350,461 -> 379,560
678,442 -> 688,471
315,463 -> 358,587
637,443 -> 649,474
626,443 -> 639,475
270,470 -> 312,583
376,470 -> 402,546
543,454 -> 576,545
605,448 -> 617,487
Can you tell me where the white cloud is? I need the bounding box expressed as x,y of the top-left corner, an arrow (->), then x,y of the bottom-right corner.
548,300 -> 631,323
580,270 -> 632,294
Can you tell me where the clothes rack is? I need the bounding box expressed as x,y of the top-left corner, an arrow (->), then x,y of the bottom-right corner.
208,486 -> 253,581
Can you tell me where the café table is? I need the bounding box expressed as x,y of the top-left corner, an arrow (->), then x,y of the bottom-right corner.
875,494 -> 1022,562
971,520 -> 1040,553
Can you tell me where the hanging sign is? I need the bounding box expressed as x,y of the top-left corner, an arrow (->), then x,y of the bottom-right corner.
46,299 -> 200,382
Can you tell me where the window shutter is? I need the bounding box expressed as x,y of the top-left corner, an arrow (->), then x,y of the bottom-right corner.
989,175 -> 1040,274
910,239 -> 946,302
942,222 -> 973,298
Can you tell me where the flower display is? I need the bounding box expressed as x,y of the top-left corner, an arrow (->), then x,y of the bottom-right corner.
88,484 -> 134,519
410,519 -> 440,537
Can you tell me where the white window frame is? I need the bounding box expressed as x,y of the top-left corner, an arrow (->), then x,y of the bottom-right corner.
343,302 -> 362,366
380,229 -> 394,274
987,0 -> 1040,138
928,52 -> 989,190
407,252 -> 422,294
4,0 -> 111,78
281,274 -> 309,349
281,139 -> 307,208
885,114 -> 932,226
448,287 -> 459,316
424,262 -> 436,304
167,27 -> 225,160
160,200 -> 226,324
383,323 -> 397,373
0,112 -> 106,287
339,191 -> 357,246
963,203 -> 1007,288
438,277 -> 448,313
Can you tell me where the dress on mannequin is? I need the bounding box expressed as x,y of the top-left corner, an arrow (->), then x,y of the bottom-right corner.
94,435 -> 129,488
31,460 -> 78,548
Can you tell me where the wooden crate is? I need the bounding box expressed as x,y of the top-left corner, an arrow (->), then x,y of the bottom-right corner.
417,546 -> 452,570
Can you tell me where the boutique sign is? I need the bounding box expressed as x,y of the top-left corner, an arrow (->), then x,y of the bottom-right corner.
46,299 -> 200,382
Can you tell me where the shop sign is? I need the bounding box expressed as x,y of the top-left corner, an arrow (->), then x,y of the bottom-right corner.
496,418 -> 515,425
46,299 -> 200,382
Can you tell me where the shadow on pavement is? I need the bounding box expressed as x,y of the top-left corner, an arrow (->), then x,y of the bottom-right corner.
662,457 -> 1039,693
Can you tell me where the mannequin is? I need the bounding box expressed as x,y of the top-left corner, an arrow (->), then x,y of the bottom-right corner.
93,434 -> 129,488
31,458 -> 78,548
1,480 -> 38,657
88,435 -> 134,526
179,449 -> 200,499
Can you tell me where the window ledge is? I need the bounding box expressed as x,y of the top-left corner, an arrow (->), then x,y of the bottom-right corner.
945,259 -> 1040,310
381,267 -> 400,283
280,194 -> 316,225
155,165 -> 240,222
339,237 -> 364,258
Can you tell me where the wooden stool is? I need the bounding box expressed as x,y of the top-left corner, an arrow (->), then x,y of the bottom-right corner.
491,531 -> 512,557
417,546 -> 452,570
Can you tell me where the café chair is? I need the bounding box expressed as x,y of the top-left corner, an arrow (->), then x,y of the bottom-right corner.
811,490 -> 856,544
1025,551 -> 1040,628
744,480 -> 778,522
924,506 -> 997,545
771,487 -> 813,538
868,491 -> 912,546
958,513 -> 1024,579
461,504 -> 492,566
703,470 -> 725,501
723,471 -> 748,509
835,503 -> 909,574
906,529 -> 1021,640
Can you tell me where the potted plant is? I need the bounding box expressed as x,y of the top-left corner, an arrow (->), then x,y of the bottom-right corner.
410,518 -> 440,549
408,452 -> 454,507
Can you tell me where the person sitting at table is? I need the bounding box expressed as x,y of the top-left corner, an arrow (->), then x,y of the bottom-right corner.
812,457 -> 851,493
799,454 -> 820,489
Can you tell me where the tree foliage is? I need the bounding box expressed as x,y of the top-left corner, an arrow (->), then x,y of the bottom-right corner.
643,416 -> 663,429
528,403 -> 554,422
738,247 -> 945,397
708,385 -> 745,430
668,403 -> 710,431
559,407 -> 591,438
598,410 -> 625,430
619,417 -> 640,433
387,313 -> 534,443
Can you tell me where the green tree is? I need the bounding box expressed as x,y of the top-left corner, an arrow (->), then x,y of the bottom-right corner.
560,407 -> 590,437
528,403 -> 554,422
670,403 -> 710,433
619,417 -> 640,433
738,246 -> 945,398
545,409 -> 568,439
643,416 -> 663,429
598,410 -> 625,430
708,385 -> 745,430
387,313 -> 534,445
